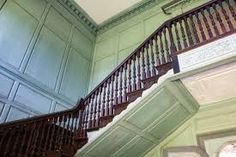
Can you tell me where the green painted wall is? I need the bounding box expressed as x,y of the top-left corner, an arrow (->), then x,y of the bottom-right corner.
144,99 -> 236,157
89,0 -> 209,90
0,0 -> 95,122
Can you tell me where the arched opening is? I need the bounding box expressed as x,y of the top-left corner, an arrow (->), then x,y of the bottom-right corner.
219,141 -> 236,157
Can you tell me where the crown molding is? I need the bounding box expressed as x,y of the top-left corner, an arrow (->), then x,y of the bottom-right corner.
97,0 -> 159,34
59,0 -> 190,35
58,0 -> 98,34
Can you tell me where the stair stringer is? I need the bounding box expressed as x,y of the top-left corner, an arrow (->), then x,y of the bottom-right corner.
76,70 -> 199,157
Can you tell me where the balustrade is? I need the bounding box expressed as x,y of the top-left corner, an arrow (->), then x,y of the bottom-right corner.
0,0 -> 235,156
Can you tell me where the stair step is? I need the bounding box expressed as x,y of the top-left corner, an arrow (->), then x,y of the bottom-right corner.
156,62 -> 172,75
99,115 -> 114,127
127,89 -> 143,103
142,75 -> 160,89
113,101 -> 129,115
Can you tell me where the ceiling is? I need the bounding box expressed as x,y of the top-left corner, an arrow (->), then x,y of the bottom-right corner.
74,0 -> 143,24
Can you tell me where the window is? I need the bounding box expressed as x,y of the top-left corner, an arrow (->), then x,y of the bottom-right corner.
219,142 -> 236,157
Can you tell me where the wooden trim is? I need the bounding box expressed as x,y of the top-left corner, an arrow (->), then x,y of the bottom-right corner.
197,128 -> 236,151
163,146 -> 209,157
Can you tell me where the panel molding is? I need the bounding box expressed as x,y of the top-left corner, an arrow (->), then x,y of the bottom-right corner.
163,146 -> 209,157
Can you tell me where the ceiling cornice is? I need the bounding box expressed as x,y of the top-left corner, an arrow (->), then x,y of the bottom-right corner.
97,0 -> 159,34
58,0 -> 98,34
59,0 -> 161,35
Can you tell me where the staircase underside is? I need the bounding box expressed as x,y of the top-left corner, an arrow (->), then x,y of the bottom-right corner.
77,71 -> 199,157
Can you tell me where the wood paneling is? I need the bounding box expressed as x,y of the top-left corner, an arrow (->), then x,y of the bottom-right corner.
0,0 -> 95,122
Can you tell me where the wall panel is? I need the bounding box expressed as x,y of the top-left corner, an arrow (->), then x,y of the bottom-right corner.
0,0 -> 95,122
25,27 -> 66,89
0,1 -> 37,68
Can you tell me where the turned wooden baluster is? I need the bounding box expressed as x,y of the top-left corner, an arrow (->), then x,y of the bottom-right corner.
154,35 -> 161,66
119,68 -> 123,103
115,71 -> 119,105
226,0 -> 236,23
11,127 -> 20,156
3,128 -> 13,156
132,56 -> 137,91
141,47 -> 146,80
54,116 -> 63,152
97,86 -> 102,121
179,19 -> 188,48
30,122 -> 43,156
123,64 -> 128,101
159,31 -> 165,64
219,0 -> 234,31
93,91 -> 99,127
84,99 -> 90,129
189,14 -> 200,44
49,117 -> 57,150
106,78 -> 111,116
145,43 -> 151,78
89,94 -> 94,128
136,50 -> 142,90
163,27 -> 171,62
213,3 -> 226,33
150,39 -> 156,76
200,8 -> 213,38
128,59 -> 132,92
18,126 -> 28,155
110,75 -> 115,114
207,6 -> 220,36
25,123 -> 36,156
195,11 -> 206,41
184,16 -> 194,45
68,113 -> 75,145
173,21 -> 182,50
102,82 -> 107,117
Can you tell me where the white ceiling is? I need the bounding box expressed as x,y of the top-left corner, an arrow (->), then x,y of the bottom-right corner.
74,0 -> 143,24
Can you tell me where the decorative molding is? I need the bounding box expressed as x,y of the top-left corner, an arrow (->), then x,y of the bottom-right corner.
59,0 -> 193,34
57,0 -> 98,34
163,146 -> 209,157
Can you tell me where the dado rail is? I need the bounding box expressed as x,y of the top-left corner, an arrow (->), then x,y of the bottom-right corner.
0,0 -> 235,156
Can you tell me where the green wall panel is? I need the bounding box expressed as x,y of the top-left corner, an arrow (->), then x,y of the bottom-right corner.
60,49 -> 90,101
45,7 -> 71,41
14,84 -> 52,113
0,0 -> 95,122
13,0 -> 46,20
0,1 -> 37,68
71,28 -> 93,60
25,27 -> 66,89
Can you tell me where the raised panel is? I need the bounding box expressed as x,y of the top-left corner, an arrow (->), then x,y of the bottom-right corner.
118,44 -> 138,64
149,105 -> 189,139
0,1 -> 37,68
119,23 -> 143,50
87,126 -> 136,157
72,28 -> 93,60
6,106 -> 29,122
60,49 -> 90,101
14,84 -> 52,113
13,0 -> 46,19
0,73 -> 14,98
114,137 -> 154,157
126,89 -> 176,130
25,27 -> 66,89
45,7 -> 71,41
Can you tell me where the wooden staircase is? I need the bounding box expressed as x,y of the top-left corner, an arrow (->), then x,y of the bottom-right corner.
0,0 -> 235,156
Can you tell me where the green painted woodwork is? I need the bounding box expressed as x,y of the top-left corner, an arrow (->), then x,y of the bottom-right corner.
0,0 -> 95,122
89,0 -> 208,90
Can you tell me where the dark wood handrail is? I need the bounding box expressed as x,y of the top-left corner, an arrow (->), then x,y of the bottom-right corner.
0,0 -> 235,156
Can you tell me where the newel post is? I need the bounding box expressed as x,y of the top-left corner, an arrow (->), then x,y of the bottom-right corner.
167,22 -> 180,73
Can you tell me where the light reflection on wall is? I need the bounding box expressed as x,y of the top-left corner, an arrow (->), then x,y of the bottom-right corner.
219,142 -> 236,157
